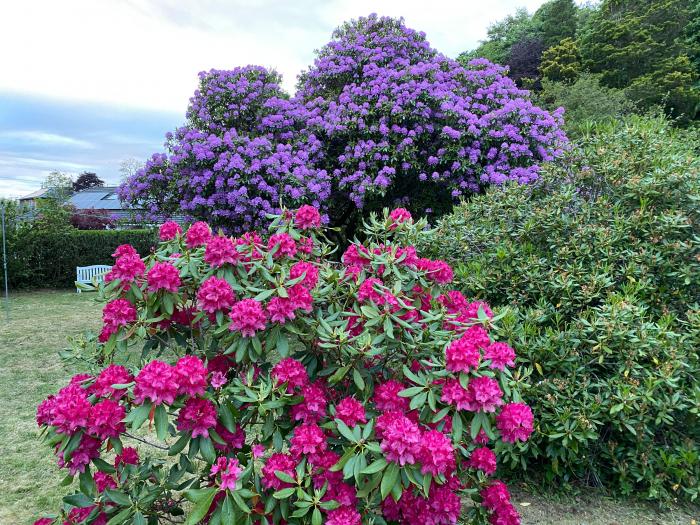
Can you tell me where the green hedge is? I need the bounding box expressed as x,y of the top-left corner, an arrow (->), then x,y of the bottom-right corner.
422,115 -> 700,501
3,229 -> 156,289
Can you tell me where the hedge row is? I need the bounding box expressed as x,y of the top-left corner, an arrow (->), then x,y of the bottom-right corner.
3,229 -> 156,289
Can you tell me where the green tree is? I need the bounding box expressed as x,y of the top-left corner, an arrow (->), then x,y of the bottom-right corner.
72,171 -> 104,192
41,171 -> 73,202
540,37 -> 582,82
458,8 -> 540,65
533,0 -> 579,48
536,74 -> 636,134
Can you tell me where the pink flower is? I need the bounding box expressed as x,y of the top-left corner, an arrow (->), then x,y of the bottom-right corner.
177,397 -> 217,438
210,371 -> 227,389
112,244 -> 138,258
33,519 -> 54,525
341,244 -> 370,266
474,428 -> 490,444
388,207 -> 412,229
426,485 -> 462,525
41,383 -> 91,434
94,471 -> 117,492
290,261 -> 319,288
326,507 -> 362,525
87,399 -> 126,439
262,453 -> 296,490
133,360 -> 179,405
205,235 -> 239,267
417,430 -> 455,476
484,342 -> 516,370
272,358 -> 308,390
291,383 -> 327,422
481,480 -> 512,511
496,403 -> 534,443
214,423 -> 245,452
114,447 -> 139,467
229,299 -> 267,337
373,380 -> 409,412
252,444 -> 266,458
211,456 -> 242,491
489,503 -> 521,525
298,236 -> 314,254
185,221 -> 211,248
464,301 -> 494,321
57,434 -> 101,475
91,365 -> 133,400
64,505 -> 107,525
334,397 -> 367,428
417,258 -> 454,284
380,414 -> 422,465
445,334 -> 482,373
105,253 -> 145,285
102,299 -> 137,331
288,284 -> 313,312
174,355 -> 208,397
290,422 -> 327,457
197,276 -> 235,314
440,378 -> 470,411
159,221 -> 182,241
462,376 -> 503,413
267,296 -> 296,324
295,205 -> 322,230
147,261 -> 181,292
357,277 -> 384,304
268,233 -> 297,258
468,446 -> 497,474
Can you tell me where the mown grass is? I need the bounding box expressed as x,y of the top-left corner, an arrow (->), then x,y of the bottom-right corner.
0,290 -> 100,523
0,291 -> 697,524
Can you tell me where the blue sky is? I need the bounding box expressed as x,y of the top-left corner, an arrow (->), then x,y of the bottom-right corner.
0,0 -> 547,198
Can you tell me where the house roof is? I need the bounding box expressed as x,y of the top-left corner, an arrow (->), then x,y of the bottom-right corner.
19,188 -> 51,200
68,186 -> 125,210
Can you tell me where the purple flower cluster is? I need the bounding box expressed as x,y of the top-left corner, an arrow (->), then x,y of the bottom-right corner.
119,15 -> 566,232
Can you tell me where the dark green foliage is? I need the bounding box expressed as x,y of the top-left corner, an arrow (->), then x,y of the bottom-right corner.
458,8 -> 539,65
540,38 -> 582,82
533,0 -> 579,48
536,74 -> 636,135
3,229 -> 156,289
423,115 -> 700,500
72,172 -> 104,192
506,37 -> 545,86
579,0 -> 699,118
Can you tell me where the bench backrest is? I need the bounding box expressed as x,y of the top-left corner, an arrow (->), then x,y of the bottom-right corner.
76,265 -> 112,283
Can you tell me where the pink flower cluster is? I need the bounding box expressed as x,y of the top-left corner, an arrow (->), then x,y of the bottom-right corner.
204,235 -> 239,267
481,481 -> 521,525
105,245 -> 145,285
147,261 -> 181,292
272,358 -> 309,390
197,276 -> 235,314
388,207 -> 412,229
186,221 -> 212,248
229,298 -> 267,337
100,298 -> 137,341
159,221 -> 183,241
211,456 -> 242,490
133,355 -> 208,405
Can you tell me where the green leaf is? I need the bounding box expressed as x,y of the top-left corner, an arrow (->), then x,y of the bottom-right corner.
453,412 -> 464,443
185,487 -> 218,525
168,433 -> 190,456
335,419 -> 359,443
106,507 -> 133,525
232,492 -> 250,513
352,368 -> 365,391
273,487 -> 295,499
154,404 -> 169,441
125,402 -> 151,431
277,333 -> 289,357
199,437 -> 217,463
329,365 -> 351,384
361,458 -> 387,474
312,508 -> 322,525
132,512 -> 146,525
380,462 -> 399,500
63,493 -> 94,507
470,413 -> 482,440
104,489 -> 132,506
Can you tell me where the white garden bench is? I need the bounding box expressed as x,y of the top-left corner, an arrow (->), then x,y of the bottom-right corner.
75,265 -> 112,293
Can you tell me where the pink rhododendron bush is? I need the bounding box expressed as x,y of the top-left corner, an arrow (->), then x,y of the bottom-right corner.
35,206 -> 533,525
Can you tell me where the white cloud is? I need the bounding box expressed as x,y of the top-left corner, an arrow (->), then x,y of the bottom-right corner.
0,0 -> 548,112
0,131 -> 94,149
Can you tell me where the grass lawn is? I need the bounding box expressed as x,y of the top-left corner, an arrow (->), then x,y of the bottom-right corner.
0,290 -> 697,524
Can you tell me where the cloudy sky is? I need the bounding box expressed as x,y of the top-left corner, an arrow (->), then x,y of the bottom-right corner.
0,0 -> 547,198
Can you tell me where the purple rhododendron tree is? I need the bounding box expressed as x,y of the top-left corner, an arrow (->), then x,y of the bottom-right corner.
120,14 -> 567,234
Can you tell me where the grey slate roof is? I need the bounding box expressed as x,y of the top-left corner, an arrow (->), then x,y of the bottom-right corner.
19,188 -> 51,201
68,186 -> 124,210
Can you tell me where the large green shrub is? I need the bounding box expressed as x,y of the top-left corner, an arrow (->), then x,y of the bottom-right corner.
4,229 -> 156,289
421,115 -> 700,501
